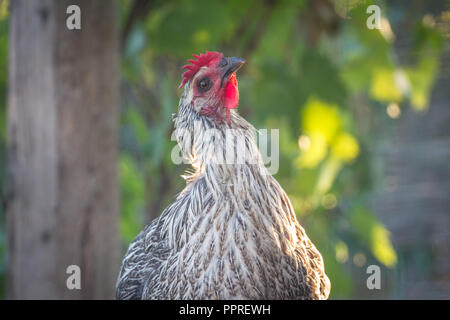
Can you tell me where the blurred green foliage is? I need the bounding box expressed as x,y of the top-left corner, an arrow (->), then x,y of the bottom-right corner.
0,0 -> 445,299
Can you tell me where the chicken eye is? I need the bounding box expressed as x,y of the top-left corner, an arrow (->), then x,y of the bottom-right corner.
197,78 -> 212,92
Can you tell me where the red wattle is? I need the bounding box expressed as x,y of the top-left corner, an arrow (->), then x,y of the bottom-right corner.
224,74 -> 239,110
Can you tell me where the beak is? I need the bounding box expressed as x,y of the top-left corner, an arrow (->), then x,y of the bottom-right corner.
220,57 -> 246,87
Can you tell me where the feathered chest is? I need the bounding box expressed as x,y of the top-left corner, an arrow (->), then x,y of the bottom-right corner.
142,164 -> 304,299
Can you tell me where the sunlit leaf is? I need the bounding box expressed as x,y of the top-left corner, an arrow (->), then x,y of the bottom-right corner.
331,132 -> 359,162
370,68 -> 403,103
406,24 -> 443,110
302,97 -> 341,143
335,240 -> 349,263
315,158 -> 343,195
349,206 -> 397,267
371,224 -> 397,267
297,133 -> 327,169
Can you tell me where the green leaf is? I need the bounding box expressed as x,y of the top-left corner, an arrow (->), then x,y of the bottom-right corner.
146,0 -> 236,56
299,50 -> 348,107
349,206 -> 397,267
406,23 -> 443,110
119,154 -> 145,243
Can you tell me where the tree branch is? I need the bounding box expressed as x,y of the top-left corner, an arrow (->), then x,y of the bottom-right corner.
121,0 -> 154,51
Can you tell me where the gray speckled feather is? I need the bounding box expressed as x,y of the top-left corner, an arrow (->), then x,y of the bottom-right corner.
116,82 -> 331,300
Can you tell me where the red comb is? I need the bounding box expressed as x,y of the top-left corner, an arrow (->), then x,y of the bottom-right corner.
179,51 -> 223,89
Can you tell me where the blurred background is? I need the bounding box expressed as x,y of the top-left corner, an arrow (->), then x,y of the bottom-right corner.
0,0 -> 449,299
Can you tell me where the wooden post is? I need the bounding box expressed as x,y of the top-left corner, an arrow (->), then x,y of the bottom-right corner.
7,0 -> 120,299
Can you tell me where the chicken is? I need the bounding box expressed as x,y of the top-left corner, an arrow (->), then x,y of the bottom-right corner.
116,51 -> 331,300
